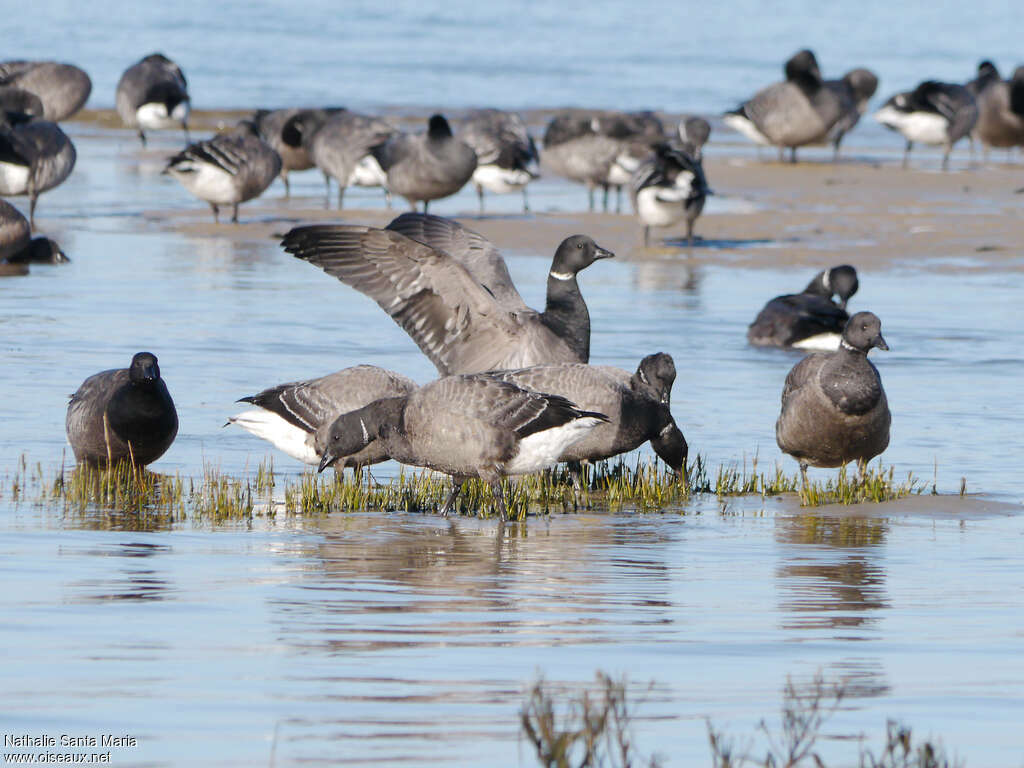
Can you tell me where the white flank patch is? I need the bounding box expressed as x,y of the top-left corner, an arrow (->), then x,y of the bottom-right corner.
723,113 -> 772,145
169,162 -> 239,204
873,107 -> 948,145
607,153 -> 640,185
504,417 -> 603,475
0,162 -> 30,195
792,333 -> 841,351
228,409 -> 319,465
636,186 -> 685,227
171,102 -> 190,122
137,102 -> 182,131
472,164 -> 532,194
347,154 -> 387,187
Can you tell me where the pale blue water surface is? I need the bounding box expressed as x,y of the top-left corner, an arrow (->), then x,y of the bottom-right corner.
3,2 -> 1024,766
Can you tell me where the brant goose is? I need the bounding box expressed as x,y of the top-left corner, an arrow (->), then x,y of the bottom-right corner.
115,53 -> 190,146
724,49 -> 843,163
748,265 -> 859,350
543,110 -> 664,212
229,365 -> 416,467
0,111 -> 76,228
282,214 -> 613,374
317,373 -> 608,518
0,60 -> 91,121
629,142 -> 710,246
371,114 -> 477,212
873,81 -> 977,169
967,62 -> 1024,154
163,120 -> 282,223
0,198 -> 67,272
492,353 -> 687,476
459,108 -> 540,212
252,107 -> 338,198
66,352 -> 178,467
676,116 -> 711,159
825,68 -> 879,159
309,110 -> 396,209
776,311 -> 891,483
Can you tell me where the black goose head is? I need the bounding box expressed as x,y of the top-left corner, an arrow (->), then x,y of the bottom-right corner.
143,80 -> 188,113
785,49 -> 822,92
842,311 -> 889,353
280,113 -> 306,148
128,352 -> 161,384
28,237 -> 68,264
549,235 -> 614,277
844,69 -> 879,102
651,421 -> 688,477
804,265 -> 858,308
0,86 -> 44,119
636,352 -> 676,405
427,114 -> 453,141
317,397 -> 405,472
977,60 -> 1000,81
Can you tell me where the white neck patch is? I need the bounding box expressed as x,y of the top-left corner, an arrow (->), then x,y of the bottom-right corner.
359,418 -> 369,443
822,270 -> 831,292
839,339 -> 858,352
549,271 -> 574,281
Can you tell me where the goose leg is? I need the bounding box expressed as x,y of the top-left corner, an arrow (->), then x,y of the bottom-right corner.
686,220 -> 695,248
323,172 -> 331,210
942,144 -> 951,172
832,136 -> 842,162
210,203 -> 219,223
602,183 -> 610,212
337,185 -> 345,210
588,185 -> 595,212
423,200 -> 430,214
777,145 -> 785,163
522,187 -> 530,213
182,121 -> 190,145
384,188 -> 392,209
489,479 -> 509,521
138,129 -> 147,147
799,462 -> 809,489
615,185 -> 622,213
476,183 -> 485,213
643,225 -> 650,247
282,170 -> 291,199
28,191 -> 38,230
440,477 -> 466,517
231,203 -> 239,224
902,140 -> 912,169
789,147 -> 797,164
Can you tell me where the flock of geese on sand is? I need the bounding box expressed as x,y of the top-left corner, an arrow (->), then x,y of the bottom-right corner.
4,48 -> 1021,515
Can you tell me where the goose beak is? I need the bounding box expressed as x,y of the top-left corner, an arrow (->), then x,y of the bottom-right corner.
594,246 -> 615,260
317,450 -> 336,473
874,334 -> 890,351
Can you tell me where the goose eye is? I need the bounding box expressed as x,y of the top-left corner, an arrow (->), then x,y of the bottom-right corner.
576,243 -> 583,249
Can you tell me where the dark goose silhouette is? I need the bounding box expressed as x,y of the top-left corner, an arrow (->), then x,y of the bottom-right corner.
874,81 -> 978,169
629,141 -> 710,246
748,265 -> 859,349
317,373 -> 608,518
0,111 -> 76,227
459,108 -> 540,212
776,311 -> 891,483
282,213 -> 613,374
308,110 -> 396,209
66,352 -> 178,467
116,53 -> 190,145
0,198 -> 67,274
229,365 -> 416,467
0,60 -> 91,121
252,107 -> 338,198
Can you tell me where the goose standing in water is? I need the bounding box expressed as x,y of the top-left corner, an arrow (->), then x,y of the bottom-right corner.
309,110 -> 396,209
873,81 -> 977,169
229,365 -> 416,468
459,108 -> 540,213
252,107 -> 338,198
318,373 -> 608,519
724,49 -> 843,163
116,53 -> 190,146
163,120 -> 282,223
825,68 -> 879,159
282,213 -> 613,374
748,265 -> 859,349
776,312 -> 891,485
0,60 -> 91,121
629,141 -> 709,246
66,352 -> 178,467
371,114 -> 476,212
0,198 -> 67,275
492,353 -> 687,476
967,62 -> 1024,156
0,111 -> 76,228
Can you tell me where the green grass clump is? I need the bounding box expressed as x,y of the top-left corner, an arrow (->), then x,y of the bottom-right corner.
798,464 -> 923,507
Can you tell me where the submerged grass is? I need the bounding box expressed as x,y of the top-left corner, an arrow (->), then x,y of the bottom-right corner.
1,451 -> 930,524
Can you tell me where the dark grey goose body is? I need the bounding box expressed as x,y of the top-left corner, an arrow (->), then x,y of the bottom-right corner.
776,312 -> 891,481
0,60 -> 91,121
66,352 -> 178,467
629,142 -> 710,246
748,265 -> 859,349
724,49 -> 843,162
0,112 -> 76,227
371,114 -> 476,212
491,353 -> 687,475
228,365 -> 417,468
0,198 -> 67,275
163,120 -> 282,223
252,107 -> 338,198
282,213 -> 614,375
115,53 -> 190,146
458,108 -> 540,212
873,81 -> 978,169
543,110 -> 665,212
968,62 -> 1024,153
309,110 -> 396,209
824,68 -> 879,159
318,373 -> 608,518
